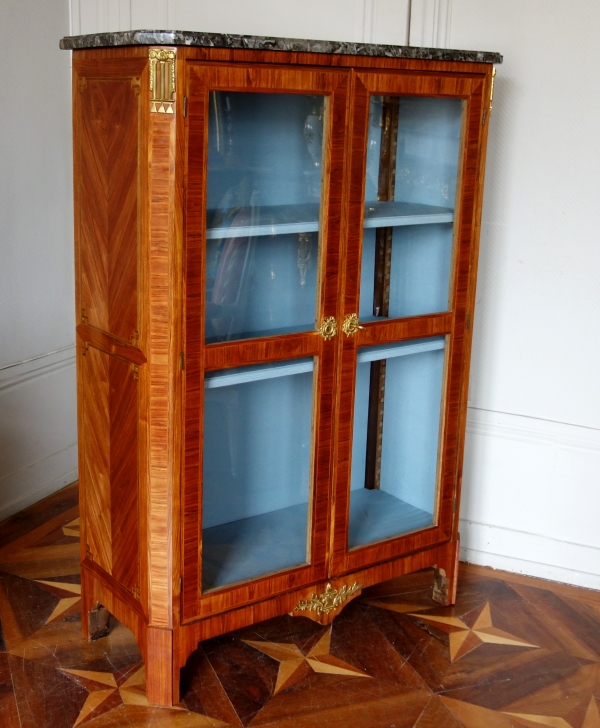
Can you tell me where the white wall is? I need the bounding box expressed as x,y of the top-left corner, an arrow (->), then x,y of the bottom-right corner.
7,0 -> 600,590
0,0 -> 77,520
71,0 -> 411,45
449,0 -> 600,590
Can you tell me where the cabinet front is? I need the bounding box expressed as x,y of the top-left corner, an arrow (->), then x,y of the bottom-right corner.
182,63 -> 349,620
330,70 -> 487,576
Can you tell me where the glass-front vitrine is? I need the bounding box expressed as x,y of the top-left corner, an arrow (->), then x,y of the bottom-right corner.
67,30 -> 498,705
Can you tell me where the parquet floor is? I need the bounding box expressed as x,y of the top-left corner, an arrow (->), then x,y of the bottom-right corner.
1,483 -> 600,727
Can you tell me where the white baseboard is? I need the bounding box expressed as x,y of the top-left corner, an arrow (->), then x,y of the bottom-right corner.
461,406 -> 600,590
460,519 -> 600,592
0,447 -> 78,523
0,347 -> 78,522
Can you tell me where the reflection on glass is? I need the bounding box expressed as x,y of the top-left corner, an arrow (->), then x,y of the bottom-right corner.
202,358 -> 315,590
205,92 -> 325,343
349,337 -> 445,549
360,96 -> 463,322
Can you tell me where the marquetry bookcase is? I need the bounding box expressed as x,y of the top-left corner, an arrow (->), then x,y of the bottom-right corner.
61,30 -> 501,706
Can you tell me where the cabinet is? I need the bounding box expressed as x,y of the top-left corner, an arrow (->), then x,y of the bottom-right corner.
61,30 -> 501,707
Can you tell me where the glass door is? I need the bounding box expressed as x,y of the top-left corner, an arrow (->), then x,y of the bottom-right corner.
331,70 -> 487,576
182,63 -> 349,621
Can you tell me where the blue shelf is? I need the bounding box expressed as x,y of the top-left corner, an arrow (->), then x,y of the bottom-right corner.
349,488 -> 434,549
206,200 -> 453,240
202,501 -> 309,591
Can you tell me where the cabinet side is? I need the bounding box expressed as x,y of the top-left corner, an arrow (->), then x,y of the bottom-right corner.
73,53 -> 149,617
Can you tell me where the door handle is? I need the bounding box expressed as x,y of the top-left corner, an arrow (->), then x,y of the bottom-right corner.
342,313 -> 363,337
319,317 -> 338,340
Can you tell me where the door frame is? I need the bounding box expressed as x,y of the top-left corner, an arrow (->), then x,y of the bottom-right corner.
181,61 -> 350,622
330,69 -> 487,577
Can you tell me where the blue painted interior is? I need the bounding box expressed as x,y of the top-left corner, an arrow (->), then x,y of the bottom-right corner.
202,503 -> 308,591
392,96 -> 463,209
202,358 -> 314,588
349,489 -> 433,549
361,96 -> 463,320
205,92 -> 324,343
350,337 -> 446,548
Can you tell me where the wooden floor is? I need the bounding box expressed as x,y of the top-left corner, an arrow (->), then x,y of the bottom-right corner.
1,484 -> 600,727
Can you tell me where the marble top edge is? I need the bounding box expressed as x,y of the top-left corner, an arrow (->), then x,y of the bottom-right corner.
59,30 -> 502,64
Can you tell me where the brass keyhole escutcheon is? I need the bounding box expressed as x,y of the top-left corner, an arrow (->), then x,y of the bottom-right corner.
319,317 -> 338,341
342,313 -> 363,337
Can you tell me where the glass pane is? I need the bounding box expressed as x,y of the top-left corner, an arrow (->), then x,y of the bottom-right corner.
202,358 -> 315,590
206,92 -> 326,343
360,96 -> 463,321
349,337 -> 446,549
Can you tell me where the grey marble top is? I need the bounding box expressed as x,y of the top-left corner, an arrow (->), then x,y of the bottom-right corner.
59,30 -> 502,64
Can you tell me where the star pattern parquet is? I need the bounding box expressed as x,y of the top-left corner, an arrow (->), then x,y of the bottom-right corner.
1,483 -> 600,727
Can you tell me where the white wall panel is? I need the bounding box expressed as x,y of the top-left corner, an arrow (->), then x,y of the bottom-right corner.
409,0 -> 452,48
0,350 -> 78,521
452,0 -> 600,429
0,0 -> 74,368
450,0 -> 600,585
0,0 -> 77,518
78,0 -> 410,44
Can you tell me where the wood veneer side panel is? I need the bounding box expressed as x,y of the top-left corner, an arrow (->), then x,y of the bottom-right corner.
109,357 -> 140,593
80,346 -> 112,573
80,346 -> 141,593
77,75 -> 140,343
73,56 -> 149,613
146,101 -> 178,628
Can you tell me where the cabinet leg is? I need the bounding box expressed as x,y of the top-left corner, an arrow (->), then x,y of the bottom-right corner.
172,663 -> 181,706
87,603 -> 110,641
146,627 -> 174,707
432,538 -> 460,606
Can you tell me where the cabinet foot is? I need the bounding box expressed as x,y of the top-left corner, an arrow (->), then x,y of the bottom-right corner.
432,538 -> 460,606
146,627 -> 175,706
87,603 -> 110,641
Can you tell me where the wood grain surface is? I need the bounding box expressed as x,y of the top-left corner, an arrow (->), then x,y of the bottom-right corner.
182,62 -> 350,623
330,69 -> 486,580
77,76 -> 140,343
71,43 -> 495,707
